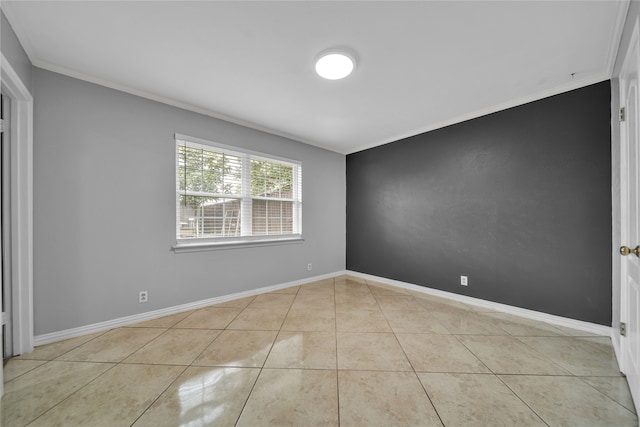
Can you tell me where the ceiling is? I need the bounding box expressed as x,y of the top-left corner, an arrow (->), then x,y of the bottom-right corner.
2,1 -> 628,154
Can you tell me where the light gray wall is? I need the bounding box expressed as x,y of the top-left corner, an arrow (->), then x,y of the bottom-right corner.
32,68 -> 345,335
1,10 -> 32,93
611,1 -> 640,350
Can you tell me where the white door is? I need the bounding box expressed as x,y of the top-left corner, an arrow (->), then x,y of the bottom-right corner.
619,21 -> 640,413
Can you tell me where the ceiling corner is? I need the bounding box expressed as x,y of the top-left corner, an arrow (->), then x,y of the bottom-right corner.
1,2 -> 38,66
606,0 -> 631,77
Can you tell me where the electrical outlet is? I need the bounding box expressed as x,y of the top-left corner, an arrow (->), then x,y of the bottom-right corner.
307,263 -> 313,271
139,291 -> 148,303
460,276 -> 468,286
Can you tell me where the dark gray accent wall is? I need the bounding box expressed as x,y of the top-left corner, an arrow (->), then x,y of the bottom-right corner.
347,81 -> 612,325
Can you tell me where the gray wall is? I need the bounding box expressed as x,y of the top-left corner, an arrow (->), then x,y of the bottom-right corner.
1,10 -> 32,93
33,68 -> 345,335
347,82 -> 612,325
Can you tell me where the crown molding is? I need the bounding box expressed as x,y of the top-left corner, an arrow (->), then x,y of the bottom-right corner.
349,73 -> 610,155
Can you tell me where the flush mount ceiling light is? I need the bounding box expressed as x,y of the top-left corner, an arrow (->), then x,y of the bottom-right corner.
315,49 -> 356,80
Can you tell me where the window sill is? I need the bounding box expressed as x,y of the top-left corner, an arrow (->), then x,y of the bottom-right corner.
172,236 -> 304,253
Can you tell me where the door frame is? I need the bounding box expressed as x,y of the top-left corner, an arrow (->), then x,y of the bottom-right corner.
617,17 -> 640,411
2,91 -> 13,359
0,52 -> 34,360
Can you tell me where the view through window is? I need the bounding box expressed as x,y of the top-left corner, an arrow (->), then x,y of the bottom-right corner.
176,135 -> 302,245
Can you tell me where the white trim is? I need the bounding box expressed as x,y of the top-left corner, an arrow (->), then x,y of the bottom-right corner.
347,271 -> 612,336
175,133 -> 301,165
349,74 -> 611,155
3,0 -> 627,157
0,53 -> 34,356
33,271 -> 345,346
34,269 -> 614,348
173,236 -> 303,253
30,60 -> 320,149
31,59 -> 613,156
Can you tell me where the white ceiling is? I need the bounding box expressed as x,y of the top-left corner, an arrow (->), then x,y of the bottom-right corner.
2,1 -> 629,154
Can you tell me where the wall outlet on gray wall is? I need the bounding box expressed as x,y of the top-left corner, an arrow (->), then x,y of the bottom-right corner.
139,291 -> 148,303
460,276 -> 468,286
308,263 -> 313,271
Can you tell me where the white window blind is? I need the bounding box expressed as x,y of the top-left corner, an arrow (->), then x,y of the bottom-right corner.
175,134 -> 302,246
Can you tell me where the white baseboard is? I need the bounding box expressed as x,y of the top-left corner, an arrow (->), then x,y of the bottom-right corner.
33,271 -> 346,347
33,269 -> 611,348
347,271 -> 612,337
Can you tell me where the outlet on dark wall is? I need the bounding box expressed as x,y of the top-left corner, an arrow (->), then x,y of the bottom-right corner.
346,81 -> 612,325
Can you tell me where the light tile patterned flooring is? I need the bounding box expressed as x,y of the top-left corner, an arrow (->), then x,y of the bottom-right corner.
2,275 -> 638,426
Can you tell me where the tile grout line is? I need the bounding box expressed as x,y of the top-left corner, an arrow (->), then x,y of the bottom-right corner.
127,364 -> 190,427
574,376 -> 639,416
388,285 -> 575,425
495,373 -> 551,427
83,320 -> 204,427
31,300 -> 243,426
11,275 -> 636,426
232,367 -> 264,427
233,282 -> 300,426
2,360 -> 45,384
365,278 -> 447,427
23,360 -> 120,427
450,334 -> 494,375
333,277 -> 342,427
509,334 -> 579,375
14,323 -> 180,425
11,328 -> 110,366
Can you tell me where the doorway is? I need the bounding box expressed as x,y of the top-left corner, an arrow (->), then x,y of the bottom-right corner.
0,54 -> 34,370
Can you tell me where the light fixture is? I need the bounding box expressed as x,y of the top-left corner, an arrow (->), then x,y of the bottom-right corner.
315,49 -> 356,80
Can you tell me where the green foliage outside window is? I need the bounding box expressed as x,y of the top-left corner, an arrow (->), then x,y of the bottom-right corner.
250,159 -> 293,198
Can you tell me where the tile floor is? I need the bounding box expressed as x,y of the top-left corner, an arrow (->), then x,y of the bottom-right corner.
2,275 -> 638,426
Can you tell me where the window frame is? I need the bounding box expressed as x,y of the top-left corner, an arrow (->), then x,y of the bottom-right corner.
174,133 -> 303,251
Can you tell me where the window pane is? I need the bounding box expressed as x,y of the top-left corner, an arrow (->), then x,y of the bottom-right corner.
178,166 -> 186,191
222,154 -> 242,194
281,182 -> 292,199
201,150 -> 222,193
185,169 -> 203,192
267,201 -> 281,216
180,145 -> 242,196
251,160 -> 293,198
249,200 -> 294,236
185,146 -> 203,170
253,199 -> 266,216
252,200 -> 267,235
282,217 -> 293,233
178,195 -> 241,238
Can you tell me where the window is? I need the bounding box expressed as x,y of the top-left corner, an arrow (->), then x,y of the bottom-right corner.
175,134 -> 302,247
